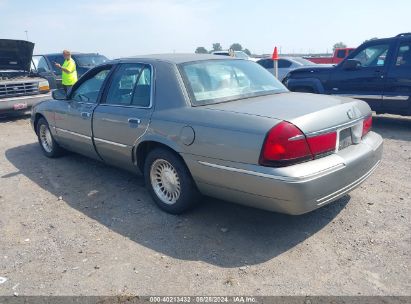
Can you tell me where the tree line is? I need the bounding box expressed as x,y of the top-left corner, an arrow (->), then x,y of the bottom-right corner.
195,43 -> 252,55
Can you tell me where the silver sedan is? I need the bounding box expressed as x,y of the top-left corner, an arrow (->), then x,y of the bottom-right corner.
31,54 -> 383,215
257,57 -> 322,81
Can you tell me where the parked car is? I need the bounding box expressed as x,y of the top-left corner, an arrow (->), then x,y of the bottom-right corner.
212,50 -> 257,61
0,39 -> 51,116
31,52 -> 108,89
31,54 -> 382,215
257,57 -> 320,81
304,48 -> 355,64
284,33 -> 411,116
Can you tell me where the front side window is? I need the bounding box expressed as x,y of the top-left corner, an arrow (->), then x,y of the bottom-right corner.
105,64 -> 151,107
71,68 -> 111,103
180,59 -> 287,106
31,55 -> 50,72
395,42 -> 411,66
352,44 -> 389,67
46,55 -> 64,74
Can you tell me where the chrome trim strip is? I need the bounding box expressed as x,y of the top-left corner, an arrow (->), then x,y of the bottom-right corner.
332,94 -> 383,100
382,95 -> 409,101
288,134 -> 305,141
94,137 -> 129,148
198,161 -> 345,183
1,93 -> 51,102
55,127 -> 91,140
316,160 -> 380,206
305,116 -> 366,137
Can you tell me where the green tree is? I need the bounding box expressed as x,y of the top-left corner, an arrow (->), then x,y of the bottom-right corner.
195,47 -> 208,54
212,43 -> 222,52
243,48 -> 252,56
229,43 -> 243,51
333,42 -> 347,51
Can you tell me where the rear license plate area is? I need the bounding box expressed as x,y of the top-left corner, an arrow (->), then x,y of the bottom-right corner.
338,127 -> 353,150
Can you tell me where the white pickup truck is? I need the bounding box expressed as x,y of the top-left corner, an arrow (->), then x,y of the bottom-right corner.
0,39 -> 50,116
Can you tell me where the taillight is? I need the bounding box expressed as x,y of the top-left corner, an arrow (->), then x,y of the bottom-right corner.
362,115 -> 372,137
260,122 -> 312,167
260,121 -> 337,167
306,132 -> 337,158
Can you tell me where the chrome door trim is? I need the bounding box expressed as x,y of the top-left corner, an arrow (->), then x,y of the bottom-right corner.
332,94 -> 383,100
94,137 -> 129,148
55,127 -> 91,140
382,95 -> 409,101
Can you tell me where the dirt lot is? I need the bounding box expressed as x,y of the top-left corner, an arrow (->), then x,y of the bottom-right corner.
0,114 -> 410,296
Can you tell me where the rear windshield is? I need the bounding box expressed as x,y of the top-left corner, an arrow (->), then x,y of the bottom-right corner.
74,55 -> 108,67
292,57 -> 314,65
180,59 -> 287,106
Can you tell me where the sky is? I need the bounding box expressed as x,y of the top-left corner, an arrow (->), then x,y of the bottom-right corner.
0,0 -> 410,59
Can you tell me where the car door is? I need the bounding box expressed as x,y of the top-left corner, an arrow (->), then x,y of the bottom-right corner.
92,63 -> 154,169
382,39 -> 411,115
54,65 -> 113,159
45,54 -> 65,89
31,55 -> 57,89
327,42 -> 392,112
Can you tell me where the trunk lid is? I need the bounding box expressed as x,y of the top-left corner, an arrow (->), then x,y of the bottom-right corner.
203,92 -> 371,134
0,39 -> 35,72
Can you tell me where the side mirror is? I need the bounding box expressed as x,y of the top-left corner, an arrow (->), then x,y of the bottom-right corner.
52,88 -> 67,100
342,59 -> 361,70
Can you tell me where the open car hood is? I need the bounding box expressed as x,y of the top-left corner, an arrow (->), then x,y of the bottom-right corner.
0,39 -> 34,72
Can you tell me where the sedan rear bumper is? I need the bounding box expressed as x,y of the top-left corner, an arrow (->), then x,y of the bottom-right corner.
183,131 -> 383,215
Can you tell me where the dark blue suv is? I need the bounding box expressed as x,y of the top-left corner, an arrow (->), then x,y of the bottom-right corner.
284,33 -> 411,116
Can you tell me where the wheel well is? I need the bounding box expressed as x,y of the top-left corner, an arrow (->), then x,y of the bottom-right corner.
33,113 -> 45,134
135,141 -> 182,174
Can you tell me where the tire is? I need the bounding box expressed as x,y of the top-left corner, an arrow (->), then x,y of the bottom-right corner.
144,148 -> 200,214
36,117 -> 63,158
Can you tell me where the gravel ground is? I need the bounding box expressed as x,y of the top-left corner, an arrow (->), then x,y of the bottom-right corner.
0,114 -> 410,296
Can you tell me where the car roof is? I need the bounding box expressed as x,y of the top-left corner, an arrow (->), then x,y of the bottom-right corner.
117,53 -> 237,64
35,52 -> 103,56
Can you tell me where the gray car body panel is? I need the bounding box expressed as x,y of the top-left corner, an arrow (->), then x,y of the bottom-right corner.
31,54 -> 383,214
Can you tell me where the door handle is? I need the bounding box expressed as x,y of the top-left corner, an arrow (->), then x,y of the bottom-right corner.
81,112 -> 91,119
128,118 -> 141,128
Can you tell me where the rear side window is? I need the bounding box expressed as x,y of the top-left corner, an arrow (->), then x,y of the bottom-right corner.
278,59 -> 292,68
105,63 -> 151,107
258,59 -> 273,69
395,42 -> 411,67
336,49 -> 346,58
